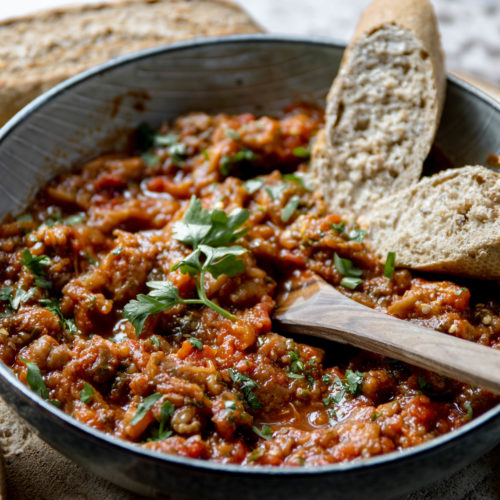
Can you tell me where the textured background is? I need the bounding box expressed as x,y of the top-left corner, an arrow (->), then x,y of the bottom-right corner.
2,0 -> 500,85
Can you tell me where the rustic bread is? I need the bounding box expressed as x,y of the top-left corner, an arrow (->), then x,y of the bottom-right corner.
0,0 -> 262,126
311,0 -> 445,217
361,166 -> 500,279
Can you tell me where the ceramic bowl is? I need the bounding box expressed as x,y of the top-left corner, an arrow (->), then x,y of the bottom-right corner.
0,35 -> 499,499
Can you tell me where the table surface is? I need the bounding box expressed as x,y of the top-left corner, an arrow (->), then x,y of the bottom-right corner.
0,1 -> 499,499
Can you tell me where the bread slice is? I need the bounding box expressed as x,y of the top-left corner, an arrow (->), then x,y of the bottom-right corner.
361,166 -> 500,279
311,0 -> 445,217
0,0 -> 262,125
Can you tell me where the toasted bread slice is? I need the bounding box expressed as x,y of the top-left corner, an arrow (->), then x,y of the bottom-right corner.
0,0 -> 261,125
311,0 -> 445,217
361,166 -> 500,279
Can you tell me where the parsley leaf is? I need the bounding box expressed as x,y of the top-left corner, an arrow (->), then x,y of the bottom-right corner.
252,425 -> 273,440
188,337 -> 203,351
265,183 -> 287,201
282,173 -> 314,192
21,249 -> 52,289
220,148 -> 256,176
334,252 -> 363,286
292,146 -> 310,158
243,177 -> 265,194
0,286 -> 36,313
123,281 -> 181,334
330,221 -> 345,234
344,370 -> 365,396
229,369 -> 262,410
39,298 -> 78,334
173,196 -> 249,248
384,251 -> 396,279
141,152 -> 160,167
131,393 -> 162,426
20,357 -> 49,399
151,400 -> 175,441
65,213 -> 87,226
340,277 -> 363,290
348,228 -> 367,243
80,382 -> 95,403
225,129 -> 241,140
281,195 -> 300,223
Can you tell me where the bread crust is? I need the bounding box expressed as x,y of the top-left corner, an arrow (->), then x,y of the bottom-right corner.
312,0 -> 445,217
0,0 -> 262,125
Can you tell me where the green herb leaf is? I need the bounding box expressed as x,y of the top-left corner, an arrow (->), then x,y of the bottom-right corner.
219,148 -> 256,176
265,183 -> 286,201
224,400 -> 237,411
141,152 -> 160,167
292,146 -> 310,158
199,244 -> 247,279
131,393 -> 162,426
123,281 -> 182,335
0,286 -> 36,312
225,129 -> 241,140
252,424 -> 273,440
348,228 -> 367,243
340,277 -> 363,290
39,298 -> 78,334
188,337 -> 203,351
334,252 -> 363,278
286,373 -> 304,379
322,374 -> 332,385
384,252 -> 396,279
154,133 -> 179,148
17,214 -> 33,223
20,357 -> 49,399
243,177 -> 265,194
330,221 -> 345,234
229,369 -> 262,410
150,335 -> 160,348
21,249 -> 51,276
464,401 -> 473,421
112,247 -> 123,256
65,213 -> 87,226
282,173 -> 314,192
344,370 -> 365,396
281,195 -> 300,223
80,382 -> 95,403
173,196 -> 249,249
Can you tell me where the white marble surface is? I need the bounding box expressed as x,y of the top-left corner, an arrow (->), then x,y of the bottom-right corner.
2,0 -> 500,85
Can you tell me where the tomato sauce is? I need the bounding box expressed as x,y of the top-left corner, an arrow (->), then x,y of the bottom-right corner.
0,105 -> 498,466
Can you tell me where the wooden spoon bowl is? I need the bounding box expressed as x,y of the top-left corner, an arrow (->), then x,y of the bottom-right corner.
273,272 -> 500,394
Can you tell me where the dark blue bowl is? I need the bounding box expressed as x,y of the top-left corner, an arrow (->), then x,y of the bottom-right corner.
0,35 -> 499,499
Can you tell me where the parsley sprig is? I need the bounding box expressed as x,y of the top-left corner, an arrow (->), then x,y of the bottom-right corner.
21,249 -> 52,289
228,369 -> 262,410
123,196 -> 250,334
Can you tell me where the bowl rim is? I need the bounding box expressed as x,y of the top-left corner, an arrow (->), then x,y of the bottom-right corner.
0,33 -> 499,477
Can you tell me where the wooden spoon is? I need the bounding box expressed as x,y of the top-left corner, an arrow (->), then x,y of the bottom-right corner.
273,272 -> 500,395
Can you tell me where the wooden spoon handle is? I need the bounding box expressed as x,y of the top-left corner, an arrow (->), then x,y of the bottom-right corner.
274,280 -> 500,394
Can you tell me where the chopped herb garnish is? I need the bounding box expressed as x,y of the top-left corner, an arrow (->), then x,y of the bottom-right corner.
188,337 -> 203,351
281,195 -> 300,223
370,412 -> 382,421
123,197 -> 250,334
150,335 -> 160,348
252,424 -> 273,440
20,357 -> 49,399
455,288 -> 468,296
247,448 -> 265,462
154,133 -> 179,148
286,372 -> 305,379
85,251 -> 99,266
334,252 -> 363,289
265,183 -> 287,201
141,152 -> 160,167
224,400 -> 237,411
292,146 -> 310,158
44,209 -> 63,227
80,382 -> 95,403
21,249 -> 52,289
289,350 -> 304,374
348,228 -> 367,243
151,400 -> 175,441
131,393 -> 162,426
112,247 -> 123,256
243,177 -> 265,194
344,370 -> 365,396
322,374 -> 332,385
384,251 -> 396,279
330,221 -> 345,234
16,214 -> 33,223
225,129 -> 241,140
65,213 -> 87,226
340,277 -> 363,290
0,286 -> 36,313
464,401 -> 473,420
39,298 -> 78,334
202,149 -> 210,160
228,369 -> 262,410
282,173 -> 314,192
169,142 -> 187,164
219,148 -> 256,176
